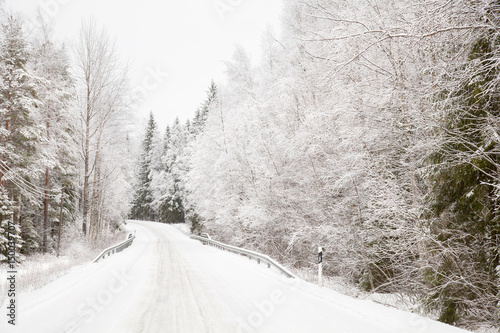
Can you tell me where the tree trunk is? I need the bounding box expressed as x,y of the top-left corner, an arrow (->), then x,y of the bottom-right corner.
43,109 -> 51,251
89,154 -> 100,240
82,96 -> 91,237
57,191 -> 63,257
43,168 -> 49,251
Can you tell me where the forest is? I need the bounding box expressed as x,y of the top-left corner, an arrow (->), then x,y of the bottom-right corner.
0,0 -> 499,330
130,0 -> 500,330
0,10 -> 134,261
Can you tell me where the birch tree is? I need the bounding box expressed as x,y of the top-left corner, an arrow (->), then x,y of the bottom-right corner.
74,19 -> 131,239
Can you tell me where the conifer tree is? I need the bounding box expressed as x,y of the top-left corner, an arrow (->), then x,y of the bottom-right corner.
185,82 -> 218,231
130,112 -> 158,220
191,81 -> 217,136
162,117 -> 186,223
0,15 -> 42,183
0,15 -> 43,258
425,5 -> 500,324
31,29 -> 76,252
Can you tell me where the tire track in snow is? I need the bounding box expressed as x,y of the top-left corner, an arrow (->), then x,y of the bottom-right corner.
117,222 -> 236,333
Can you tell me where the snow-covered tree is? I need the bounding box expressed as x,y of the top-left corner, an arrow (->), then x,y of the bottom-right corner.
148,117 -> 188,224
30,25 -> 77,252
74,19 -> 132,239
190,81 -> 217,137
131,112 -> 158,221
0,14 -> 43,257
128,0 -> 500,329
161,117 -> 187,223
423,0 -> 500,325
0,14 -> 43,189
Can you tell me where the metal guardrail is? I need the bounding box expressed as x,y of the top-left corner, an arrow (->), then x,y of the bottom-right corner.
93,232 -> 136,263
190,234 -> 297,279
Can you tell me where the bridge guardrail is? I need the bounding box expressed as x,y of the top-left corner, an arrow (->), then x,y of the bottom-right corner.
190,234 -> 297,279
93,232 -> 136,263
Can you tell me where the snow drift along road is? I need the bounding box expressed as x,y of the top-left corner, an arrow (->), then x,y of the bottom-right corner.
1,221 -> 471,333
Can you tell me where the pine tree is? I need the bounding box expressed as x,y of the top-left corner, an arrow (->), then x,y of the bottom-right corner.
0,15 -> 42,172
0,15 -> 42,180
31,30 -> 76,252
130,112 -> 158,220
0,15 -> 44,259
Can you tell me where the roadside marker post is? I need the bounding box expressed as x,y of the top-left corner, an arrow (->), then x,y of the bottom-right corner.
318,246 -> 323,287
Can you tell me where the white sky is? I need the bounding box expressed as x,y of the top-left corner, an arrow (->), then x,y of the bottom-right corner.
4,0 -> 283,130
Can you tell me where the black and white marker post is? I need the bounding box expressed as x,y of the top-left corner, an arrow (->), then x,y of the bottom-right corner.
318,246 -> 323,287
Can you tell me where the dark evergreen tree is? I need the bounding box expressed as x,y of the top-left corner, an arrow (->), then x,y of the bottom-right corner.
130,112 -> 158,220
425,14 -> 500,325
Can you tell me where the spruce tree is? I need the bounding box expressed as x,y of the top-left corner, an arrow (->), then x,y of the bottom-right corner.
153,125 -> 171,223
425,19 -> 500,325
130,112 -> 158,220
161,118 -> 186,223
191,81 -> 217,136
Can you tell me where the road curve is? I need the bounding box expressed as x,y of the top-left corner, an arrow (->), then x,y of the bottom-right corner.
3,221 -> 471,333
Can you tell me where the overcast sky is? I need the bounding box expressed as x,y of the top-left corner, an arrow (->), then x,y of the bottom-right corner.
4,0 -> 283,130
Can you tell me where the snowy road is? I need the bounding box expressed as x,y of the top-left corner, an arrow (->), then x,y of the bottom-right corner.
2,221 -> 470,333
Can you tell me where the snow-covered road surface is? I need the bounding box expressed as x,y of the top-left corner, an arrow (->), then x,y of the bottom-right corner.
1,221 -> 470,333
